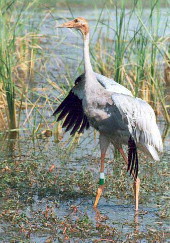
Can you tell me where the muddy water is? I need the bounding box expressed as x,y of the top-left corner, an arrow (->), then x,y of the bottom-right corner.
0,7 -> 170,243
0,122 -> 169,242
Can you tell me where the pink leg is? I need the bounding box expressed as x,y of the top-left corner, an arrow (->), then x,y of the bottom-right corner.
119,148 -> 140,211
93,152 -> 105,208
93,134 -> 109,208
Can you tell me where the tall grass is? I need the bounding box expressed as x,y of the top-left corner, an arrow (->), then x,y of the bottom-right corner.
0,0 -> 17,131
0,0 -> 169,138
93,0 -> 170,123
0,0 -> 43,134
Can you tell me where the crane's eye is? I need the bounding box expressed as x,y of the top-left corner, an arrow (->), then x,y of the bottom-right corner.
74,19 -> 78,23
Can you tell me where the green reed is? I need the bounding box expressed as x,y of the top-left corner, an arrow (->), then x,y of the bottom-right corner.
93,0 -> 169,123
0,0 -> 43,133
0,0 -> 169,138
0,0 -> 17,131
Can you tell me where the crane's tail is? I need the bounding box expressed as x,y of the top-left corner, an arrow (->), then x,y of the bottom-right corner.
127,136 -> 138,179
144,144 -> 160,161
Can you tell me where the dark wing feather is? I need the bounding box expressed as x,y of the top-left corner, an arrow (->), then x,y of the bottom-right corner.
85,118 -> 90,129
78,115 -> 90,134
53,95 -> 70,115
53,90 -> 90,135
63,113 -> 74,128
57,105 -> 71,121
70,114 -> 83,135
127,136 -> 138,179
65,114 -> 78,132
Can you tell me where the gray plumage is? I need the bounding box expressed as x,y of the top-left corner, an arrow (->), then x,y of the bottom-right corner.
94,72 -> 133,96
54,17 -> 163,181
55,72 -> 163,162
55,16 -> 162,209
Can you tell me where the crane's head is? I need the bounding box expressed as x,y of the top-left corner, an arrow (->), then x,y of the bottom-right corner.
57,17 -> 89,36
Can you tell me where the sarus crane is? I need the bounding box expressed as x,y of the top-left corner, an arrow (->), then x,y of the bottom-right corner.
53,17 -> 163,211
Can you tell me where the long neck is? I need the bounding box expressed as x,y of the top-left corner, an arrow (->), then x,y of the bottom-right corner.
82,32 -> 103,105
83,33 -> 93,76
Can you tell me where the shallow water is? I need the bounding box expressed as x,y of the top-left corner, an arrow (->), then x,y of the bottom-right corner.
0,6 -> 170,243
0,121 -> 169,242
27,7 -> 170,87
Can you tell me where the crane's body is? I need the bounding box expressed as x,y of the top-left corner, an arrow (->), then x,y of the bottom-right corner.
72,74 -> 162,159
54,17 -> 163,211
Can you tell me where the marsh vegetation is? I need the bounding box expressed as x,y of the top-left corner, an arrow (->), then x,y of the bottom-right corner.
0,0 -> 169,242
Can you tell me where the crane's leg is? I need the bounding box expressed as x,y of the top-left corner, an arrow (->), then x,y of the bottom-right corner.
118,148 -> 140,211
93,152 -> 105,208
134,177 -> 140,211
93,134 -> 110,208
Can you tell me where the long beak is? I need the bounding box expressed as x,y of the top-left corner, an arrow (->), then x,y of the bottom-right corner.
56,20 -> 75,29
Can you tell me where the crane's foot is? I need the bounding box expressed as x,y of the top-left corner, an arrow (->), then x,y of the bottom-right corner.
134,177 -> 140,211
93,185 -> 104,208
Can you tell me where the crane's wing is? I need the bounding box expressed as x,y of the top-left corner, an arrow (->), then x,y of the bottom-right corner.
95,72 -> 133,96
53,76 -> 90,135
111,93 -> 163,178
112,93 -> 163,154
53,72 -> 133,135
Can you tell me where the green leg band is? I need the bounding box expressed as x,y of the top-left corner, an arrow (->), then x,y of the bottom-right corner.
99,178 -> 105,185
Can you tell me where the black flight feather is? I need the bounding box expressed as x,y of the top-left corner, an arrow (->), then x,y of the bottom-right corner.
127,136 -> 139,179
53,93 -> 72,116
85,120 -> 90,129
78,116 -> 89,134
70,114 -> 84,135
53,90 -> 90,135
62,113 -> 75,128
57,105 -> 70,121
65,114 -> 79,132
